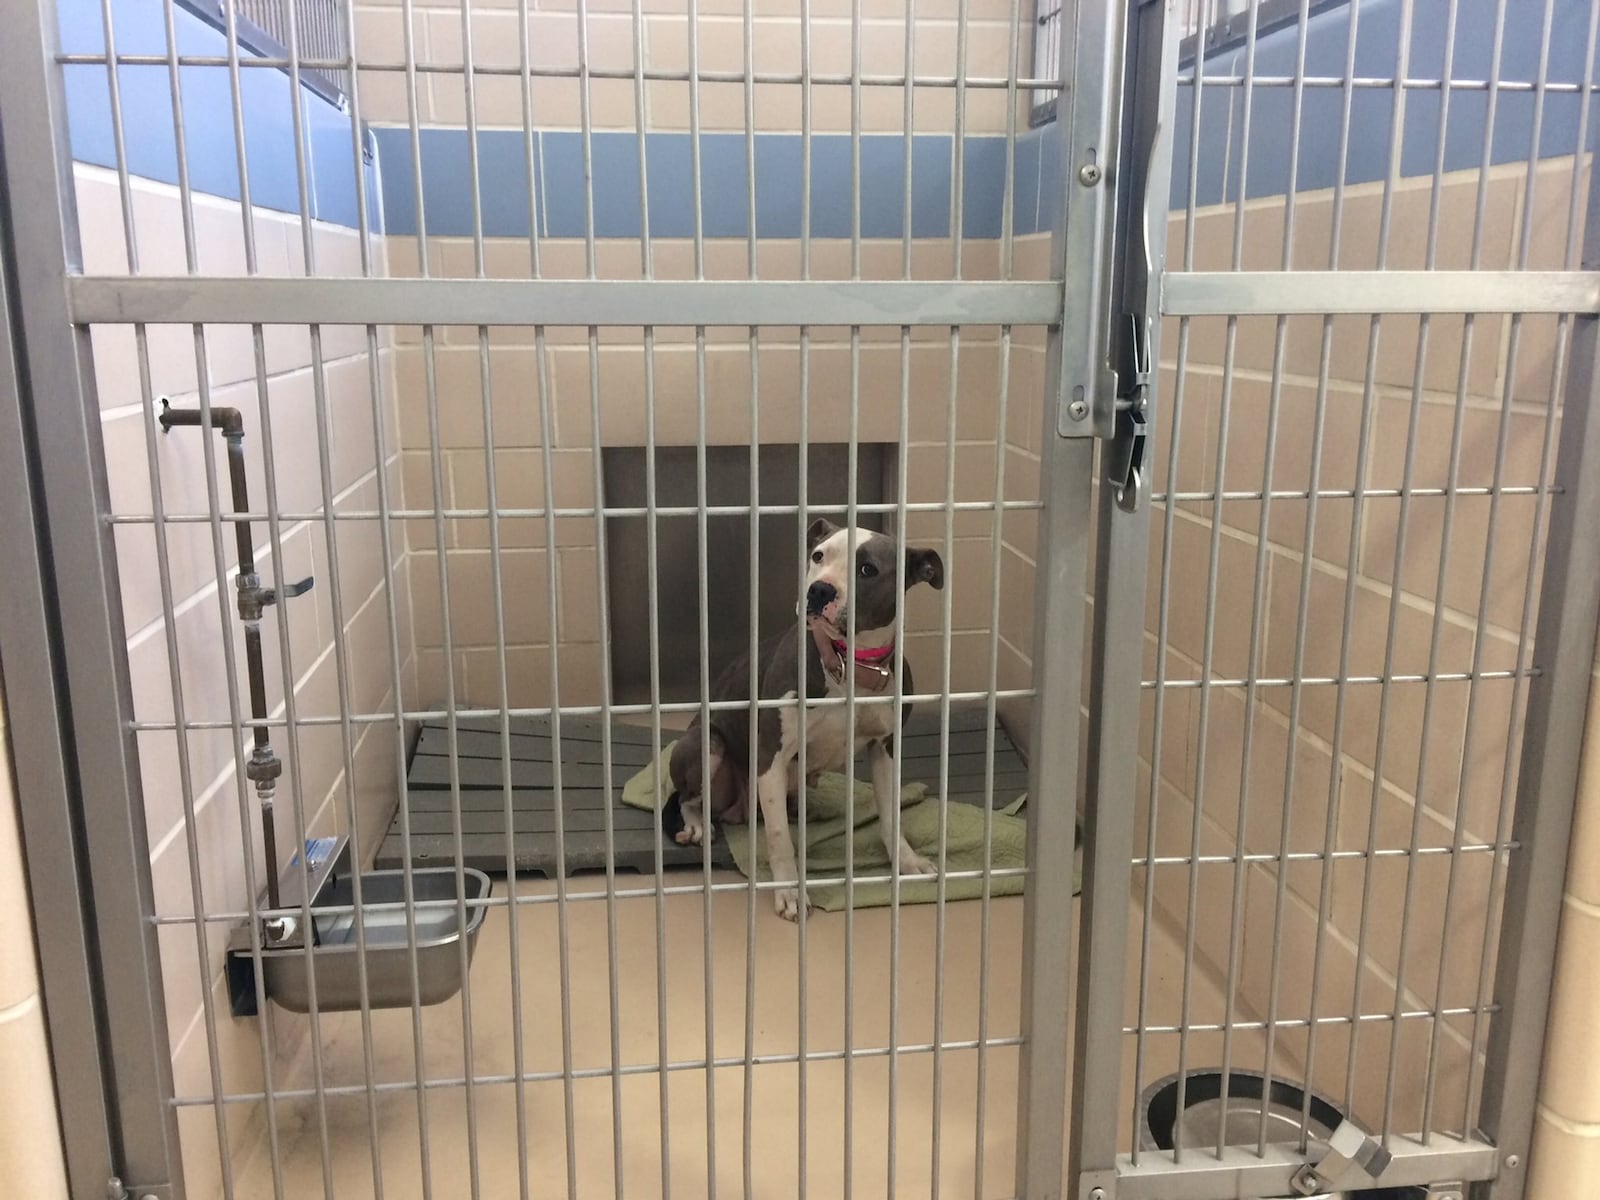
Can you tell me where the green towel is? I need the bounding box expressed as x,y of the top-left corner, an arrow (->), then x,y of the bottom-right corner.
620,741 -> 1078,911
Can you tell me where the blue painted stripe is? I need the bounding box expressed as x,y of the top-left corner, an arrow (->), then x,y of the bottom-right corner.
62,0 -> 1593,245
1170,0 -> 1600,209
58,0 -> 381,231
372,127 -> 1054,240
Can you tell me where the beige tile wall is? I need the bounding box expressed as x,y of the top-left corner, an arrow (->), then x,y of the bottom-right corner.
0,662 -> 72,1200
391,231 -> 1047,711
351,0 -> 1031,132
1138,155 -> 1589,1132
1528,639 -> 1600,1196
74,163 -> 415,1198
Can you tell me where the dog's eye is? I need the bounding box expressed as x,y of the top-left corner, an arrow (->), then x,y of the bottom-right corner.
811,550 -> 824,564
859,562 -> 878,579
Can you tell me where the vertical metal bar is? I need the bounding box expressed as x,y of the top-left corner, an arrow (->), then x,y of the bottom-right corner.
796,324 -> 819,1200
475,329 -> 530,1200
851,0 -> 863,281
741,341 -> 761,1200
1241,0 -> 1344,1152
361,317 -> 434,1196
460,0 -> 487,277
0,128 -> 119,1200
401,0 -> 430,274
531,320 -> 580,1197
631,0 -> 651,278
843,324 -> 860,1200
930,324 -> 959,1200
1029,0 -> 1136,1194
683,0 -> 718,1181
1293,0 -> 1373,1145
1242,0 -> 1316,1152
420,324 -> 482,1200
160,2 -> 296,1191
1069,0 -> 1177,1183
886,323 -> 912,1200
1130,0 -> 1212,1146
1051,0 -> 1120,442
643,325 -> 672,1200
1129,314 -> 1189,1168
517,0 -> 542,277
1340,0 -> 1418,1118
1476,160 -> 1600,1200
1212,0 -> 1272,1149
1000,0 -> 1022,281
267,13 -> 340,1186
739,7 -> 760,1199
578,0 -> 599,280
313,41 -> 386,1183
800,0 -> 812,281
584,324 -> 626,1194
974,327 -> 1011,1200
952,0 -> 970,278
694,327 -> 718,1200
902,0 -> 916,280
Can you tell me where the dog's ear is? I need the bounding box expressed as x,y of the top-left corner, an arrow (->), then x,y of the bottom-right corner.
905,547 -> 944,590
806,517 -> 840,553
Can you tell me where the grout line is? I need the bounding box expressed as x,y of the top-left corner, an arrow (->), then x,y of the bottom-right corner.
1536,1103 -> 1600,1138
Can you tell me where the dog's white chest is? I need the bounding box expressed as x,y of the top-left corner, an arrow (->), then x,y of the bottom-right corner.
778,686 -> 897,774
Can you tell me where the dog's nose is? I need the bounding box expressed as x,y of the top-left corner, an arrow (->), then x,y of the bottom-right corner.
806,581 -> 837,615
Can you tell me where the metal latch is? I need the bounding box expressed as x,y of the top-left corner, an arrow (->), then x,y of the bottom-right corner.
1289,1117 -> 1392,1196
236,571 -> 315,621
1105,313 -> 1151,512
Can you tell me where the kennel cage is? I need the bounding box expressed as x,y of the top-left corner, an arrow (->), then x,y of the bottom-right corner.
0,0 -> 1596,1199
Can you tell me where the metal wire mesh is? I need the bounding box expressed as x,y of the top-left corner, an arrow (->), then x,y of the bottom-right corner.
5,0 -> 1595,1198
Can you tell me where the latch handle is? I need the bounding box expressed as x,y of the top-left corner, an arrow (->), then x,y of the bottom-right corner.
1288,1117 -> 1392,1196
1107,312 -> 1153,512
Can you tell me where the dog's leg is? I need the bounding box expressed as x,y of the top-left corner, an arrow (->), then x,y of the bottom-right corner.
869,740 -> 937,876
672,732 -> 729,844
757,759 -> 809,921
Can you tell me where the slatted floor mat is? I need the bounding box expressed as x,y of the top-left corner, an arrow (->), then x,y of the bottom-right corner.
375,704 -> 1028,877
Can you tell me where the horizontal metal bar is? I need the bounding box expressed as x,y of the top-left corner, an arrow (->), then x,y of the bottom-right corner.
52,53 -> 1593,96
1114,1134 -> 1497,1200
1177,75 -> 1586,94
152,865 -> 1033,926
104,499 -> 1045,525
169,1034 -> 1031,1109
1124,1002 -> 1495,1037
55,52 -> 1065,91
1163,271 -> 1600,316
68,276 -> 1062,327
126,688 -> 1038,731
1141,668 -> 1535,690
1133,842 -> 1510,868
1155,485 -> 1555,503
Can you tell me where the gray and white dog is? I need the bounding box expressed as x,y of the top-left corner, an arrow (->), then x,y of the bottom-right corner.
661,518 -> 945,920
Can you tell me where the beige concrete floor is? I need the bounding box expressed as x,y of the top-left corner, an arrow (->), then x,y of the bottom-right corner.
230,873 -> 1251,1200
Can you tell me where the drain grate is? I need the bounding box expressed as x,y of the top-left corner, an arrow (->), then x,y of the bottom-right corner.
376,704 -> 1028,877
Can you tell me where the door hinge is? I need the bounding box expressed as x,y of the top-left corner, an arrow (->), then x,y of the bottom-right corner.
1103,312 -> 1152,512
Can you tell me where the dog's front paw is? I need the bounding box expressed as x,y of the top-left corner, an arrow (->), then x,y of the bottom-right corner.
897,847 -> 938,877
673,807 -> 707,846
773,886 -> 812,922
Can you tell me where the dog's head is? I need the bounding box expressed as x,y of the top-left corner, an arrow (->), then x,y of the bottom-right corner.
802,518 -> 944,637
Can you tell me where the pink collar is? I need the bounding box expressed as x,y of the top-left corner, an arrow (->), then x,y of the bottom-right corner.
811,624 -> 896,693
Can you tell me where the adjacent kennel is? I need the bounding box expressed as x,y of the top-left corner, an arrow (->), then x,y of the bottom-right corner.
0,0 -> 1596,1198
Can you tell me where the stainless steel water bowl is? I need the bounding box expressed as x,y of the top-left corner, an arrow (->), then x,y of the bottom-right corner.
232,867 -> 492,1014
1138,1070 -> 1346,1199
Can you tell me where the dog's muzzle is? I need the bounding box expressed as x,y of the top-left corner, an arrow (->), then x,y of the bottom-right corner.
805,580 -> 837,617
